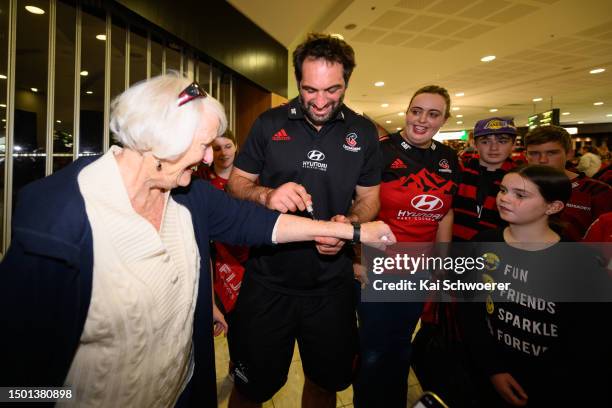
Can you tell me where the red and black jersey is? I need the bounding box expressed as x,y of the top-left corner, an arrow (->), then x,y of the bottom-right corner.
453,158 -> 517,241
378,132 -> 459,242
583,212 -> 612,242
193,164 -> 228,191
593,163 -> 612,185
562,174 -> 612,241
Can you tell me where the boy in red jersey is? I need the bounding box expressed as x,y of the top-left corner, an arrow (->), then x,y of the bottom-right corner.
525,125 -> 612,241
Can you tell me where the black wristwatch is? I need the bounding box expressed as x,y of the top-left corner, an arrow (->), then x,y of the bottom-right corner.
351,222 -> 361,244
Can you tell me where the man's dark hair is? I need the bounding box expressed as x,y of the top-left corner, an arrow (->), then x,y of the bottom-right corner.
524,125 -> 572,153
293,33 -> 356,85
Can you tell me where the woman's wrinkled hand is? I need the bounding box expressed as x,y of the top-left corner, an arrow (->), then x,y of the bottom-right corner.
360,221 -> 396,250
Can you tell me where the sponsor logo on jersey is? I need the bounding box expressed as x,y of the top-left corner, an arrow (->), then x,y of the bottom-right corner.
343,132 -> 361,152
410,194 -> 444,211
396,209 -> 443,221
565,202 -> 590,211
390,158 -> 407,169
307,150 -> 325,161
303,150 -> 328,171
272,128 -> 291,141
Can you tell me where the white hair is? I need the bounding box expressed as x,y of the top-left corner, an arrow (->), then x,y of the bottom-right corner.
110,72 -> 228,160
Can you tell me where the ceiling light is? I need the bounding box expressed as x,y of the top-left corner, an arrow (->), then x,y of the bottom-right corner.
80,70 -> 88,76
381,103 -> 389,108
489,108 -> 498,112
396,127 -> 402,130
96,34 -> 107,41
31,87 -> 38,92
532,97 -> 543,102
480,55 -> 496,62
451,107 -> 460,111
385,120 -> 392,124
594,102 -> 604,106
331,33 -> 344,40
25,5 -> 45,14
0,74 -> 6,79
56,120 -> 61,123
578,121 -> 584,124
456,114 -> 463,118
1,119 -> 5,122
398,112 -> 405,116
562,112 -> 570,115
606,114 -> 612,117
456,121 -> 463,124
344,23 -> 357,30
374,81 -> 385,87
85,90 -> 93,94
590,68 -> 605,74
455,92 -> 464,97
0,104 -> 5,108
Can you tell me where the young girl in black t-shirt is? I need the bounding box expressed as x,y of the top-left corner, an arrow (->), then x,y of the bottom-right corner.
464,165 -> 611,407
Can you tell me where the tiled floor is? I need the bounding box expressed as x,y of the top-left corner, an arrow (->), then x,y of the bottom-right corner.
215,335 -> 424,408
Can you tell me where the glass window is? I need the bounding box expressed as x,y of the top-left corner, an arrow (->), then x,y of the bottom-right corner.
13,0 -> 49,201
219,72 -> 232,124
150,35 -> 163,77
129,26 -> 146,86
0,0 -> 9,249
211,65 -> 221,99
165,42 -> 181,73
79,6 -> 105,156
53,0 -> 76,172
110,16 -> 126,100
197,59 -> 210,93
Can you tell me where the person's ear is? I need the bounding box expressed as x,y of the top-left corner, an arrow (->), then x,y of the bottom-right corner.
545,200 -> 564,215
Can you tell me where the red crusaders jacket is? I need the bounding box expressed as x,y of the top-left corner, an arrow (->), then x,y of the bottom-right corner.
378,132 -> 459,242
562,173 -> 612,241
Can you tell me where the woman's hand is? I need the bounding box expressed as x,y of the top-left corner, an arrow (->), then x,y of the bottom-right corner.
212,303 -> 228,337
360,221 -> 396,249
490,373 -> 528,406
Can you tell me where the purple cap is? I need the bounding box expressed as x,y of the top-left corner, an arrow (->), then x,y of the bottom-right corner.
474,117 -> 517,138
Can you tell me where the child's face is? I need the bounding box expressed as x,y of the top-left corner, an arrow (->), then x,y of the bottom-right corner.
496,173 -> 553,225
525,141 -> 568,171
212,136 -> 236,170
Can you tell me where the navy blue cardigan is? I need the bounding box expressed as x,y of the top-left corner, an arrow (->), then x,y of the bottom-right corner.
0,157 -> 279,407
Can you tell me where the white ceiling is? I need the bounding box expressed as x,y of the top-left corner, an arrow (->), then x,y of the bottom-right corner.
229,0 -> 612,132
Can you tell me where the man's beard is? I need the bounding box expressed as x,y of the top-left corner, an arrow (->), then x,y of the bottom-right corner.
299,94 -> 344,127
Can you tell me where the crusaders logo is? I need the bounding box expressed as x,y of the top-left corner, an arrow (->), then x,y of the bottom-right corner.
410,194 -> 444,212
345,133 -> 358,147
439,159 -> 449,169
343,132 -> 361,152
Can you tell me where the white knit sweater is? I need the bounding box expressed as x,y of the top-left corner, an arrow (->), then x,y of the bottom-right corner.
60,147 -> 200,408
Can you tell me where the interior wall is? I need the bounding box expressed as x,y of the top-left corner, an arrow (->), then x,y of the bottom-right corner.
235,77 -> 271,149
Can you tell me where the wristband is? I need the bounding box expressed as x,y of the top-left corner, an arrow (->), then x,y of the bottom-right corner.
351,222 -> 361,244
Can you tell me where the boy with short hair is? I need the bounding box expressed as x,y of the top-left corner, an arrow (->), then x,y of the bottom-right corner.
453,117 -> 517,241
525,125 -> 612,240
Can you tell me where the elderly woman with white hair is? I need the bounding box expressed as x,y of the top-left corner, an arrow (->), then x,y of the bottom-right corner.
0,73 -> 395,407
